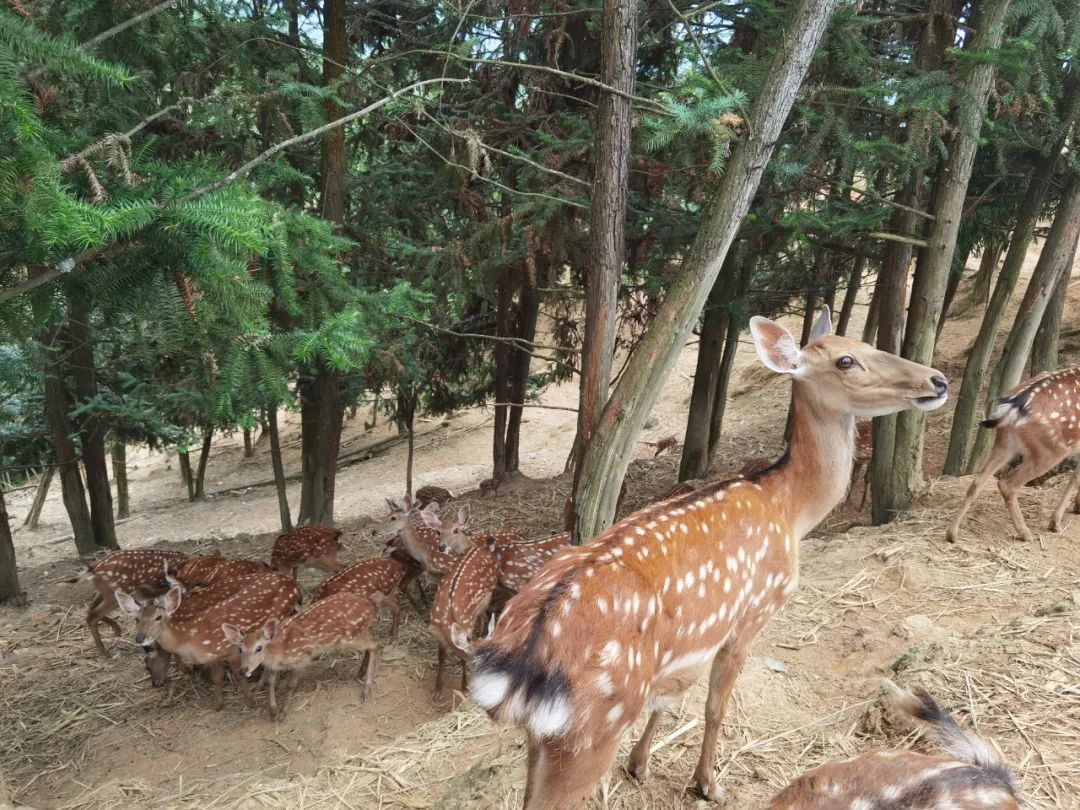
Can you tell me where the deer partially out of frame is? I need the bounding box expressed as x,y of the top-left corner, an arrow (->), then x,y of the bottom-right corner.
947,366 -> 1080,543
66,549 -> 189,656
768,683 -> 1018,809
468,308 -> 948,809
847,420 -> 873,510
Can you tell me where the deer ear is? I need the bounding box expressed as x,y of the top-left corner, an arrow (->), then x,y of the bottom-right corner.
449,622 -> 473,655
420,509 -> 442,531
807,305 -> 832,343
221,623 -> 244,646
457,503 -> 472,527
402,494 -> 413,511
261,619 -> 280,641
115,589 -> 141,616
749,316 -> 802,374
162,585 -> 183,616
385,498 -> 399,511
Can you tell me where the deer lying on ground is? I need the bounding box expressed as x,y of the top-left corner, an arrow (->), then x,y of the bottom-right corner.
271,524 -> 345,580
768,684 -> 1018,809
223,592 -> 379,719
948,366 -> 1080,543
117,572 -> 300,710
415,485 -> 453,509
66,549 -> 189,656
311,558 -> 405,639
468,307 -> 949,809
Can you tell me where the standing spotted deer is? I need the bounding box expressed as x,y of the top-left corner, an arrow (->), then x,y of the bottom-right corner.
311,558 -> 406,639
271,524 -> 345,580
768,684 -> 1018,809
948,366 -> 1080,543
468,308 -> 949,809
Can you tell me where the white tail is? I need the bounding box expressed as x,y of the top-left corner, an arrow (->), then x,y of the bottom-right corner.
311,558 -> 406,639
223,592 -> 379,719
948,367 -> 1080,543
767,684 -> 1018,809
470,307 -> 949,809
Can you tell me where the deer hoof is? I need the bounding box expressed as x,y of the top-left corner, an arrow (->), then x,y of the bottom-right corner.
626,762 -> 649,784
691,779 -> 727,804
944,527 -> 959,544
1050,517 -> 1065,533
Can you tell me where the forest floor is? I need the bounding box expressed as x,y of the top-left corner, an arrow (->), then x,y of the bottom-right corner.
3,249 -> 1080,810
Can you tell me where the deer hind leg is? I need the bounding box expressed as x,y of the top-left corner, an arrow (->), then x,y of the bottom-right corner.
209,661 -> 226,711
1051,463 -> 1080,531
432,644 -> 447,701
523,734 -> 621,810
627,711 -> 663,783
859,463 -> 871,511
998,448 -> 1061,542
693,637 -> 754,802
387,593 -> 402,640
87,592 -> 121,657
945,442 -> 1015,543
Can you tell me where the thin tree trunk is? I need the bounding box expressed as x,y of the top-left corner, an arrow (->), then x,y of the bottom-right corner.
835,256 -> 864,337
1030,257 -> 1072,374
504,257 -> 541,473
573,0 -> 841,541
243,428 -> 254,458
707,254 -> 756,462
571,0 -> 639,543
970,239 -> 1002,307
886,0 -> 1012,516
43,342 -> 96,555
861,290 -> 880,344
0,486 -> 24,605
936,237 -> 975,340
492,263 -> 512,478
111,439 -> 129,519
267,406 -> 293,533
406,408 -> 415,499
194,426 -> 213,500
967,173 -> 1080,471
399,390 -> 417,498
178,450 -> 195,501
23,466 -> 54,529
66,302 -> 118,549
943,128 -> 1073,473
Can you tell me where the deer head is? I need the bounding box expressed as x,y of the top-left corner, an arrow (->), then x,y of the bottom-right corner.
116,585 -> 183,651
424,504 -> 472,555
222,619 -> 279,676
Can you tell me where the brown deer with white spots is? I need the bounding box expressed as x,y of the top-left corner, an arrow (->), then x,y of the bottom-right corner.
169,554 -> 270,591
846,420 -> 873,510
270,524 -> 345,580
422,503 -> 526,562
652,435 -> 679,457
66,549 -> 189,656
468,307 -> 949,809
947,366 -> 1080,543
415,485 -> 454,509
737,457 -> 774,478
223,592 -> 379,719
768,684 -> 1018,809
428,541 -> 499,700
311,558 -> 405,639
372,497 -> 458,610
116,572 -> 300,710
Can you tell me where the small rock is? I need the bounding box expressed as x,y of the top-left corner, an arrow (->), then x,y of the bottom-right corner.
763,658 -> 788,674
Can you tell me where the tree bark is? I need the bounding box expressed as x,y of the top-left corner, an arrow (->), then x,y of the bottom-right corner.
970,239 -> 1002,308
835,256 -> 864,337
504,259 -> 541,473
267,406 -> 293,533
178,450 -> 195,501
860,290 -> 879,344
194,426 -> 213,499
1030,256 -> 1071,374
885,0 -> 1012,516
943,128 -> 1072,473
571,0 -> 639,543
936,237 -> 974,340
66,302 -> 118,549
0,486 -> 24,605
492,263 -> 512,478
707,254 -> 756,461
111,439 -> 129,519
23,466 -> 54,529
43,341 -> 97,555
399,390 -> 417,498
967,173 -> 1080,470
243,428 -> 254,458
573,0 -> 841,541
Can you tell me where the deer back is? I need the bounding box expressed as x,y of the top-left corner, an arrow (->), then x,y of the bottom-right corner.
84,550 -> 188,594
985,366 -> 1080,450
169,573 -> 265,620
431,545 -> 498,639
267,592 -> 377,668
486,532 -> 570,591
415,485 -> 453,509
271,524 -> 342,570
312,558 -> 405,603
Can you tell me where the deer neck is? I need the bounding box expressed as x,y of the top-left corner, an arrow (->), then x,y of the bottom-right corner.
398,521 -> 433,569
157,621 -> 206,663
771,384 -> 856,540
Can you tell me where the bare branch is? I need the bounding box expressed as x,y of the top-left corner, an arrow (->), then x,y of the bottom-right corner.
81,0 -> 183,49
492,402 -> 578,412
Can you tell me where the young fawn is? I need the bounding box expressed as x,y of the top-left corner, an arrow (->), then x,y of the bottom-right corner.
223,592 -> 379,719
66,549 -> 189,656
948,366 -> 1080,543
311,558 -> 405,639
415,485 -> 454,509
469,308 -> 948,809
374,497 -> 458,576
768,684 -> 1018,809
270,524 -> 345,580
117,572 -> 300,710
421,503 -> 526,561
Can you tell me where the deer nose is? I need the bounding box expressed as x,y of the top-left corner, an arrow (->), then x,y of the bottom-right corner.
931,375 -> 948,396
135,634 -> 152,650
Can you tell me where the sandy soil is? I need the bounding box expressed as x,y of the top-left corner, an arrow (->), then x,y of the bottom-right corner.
2,248 -> 1079,810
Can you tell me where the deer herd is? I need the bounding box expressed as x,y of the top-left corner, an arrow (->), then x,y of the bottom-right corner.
64,307 -> 1077,807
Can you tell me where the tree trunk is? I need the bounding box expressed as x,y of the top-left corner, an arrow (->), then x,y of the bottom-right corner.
835,256 -> 864,337
43,341 -> 97,555
967,173 -> 1080,471
936,237 -> 975,340
707,254 -> 756,461
970,239 -> 1002,307
399,390 -> 417,498
571,0 -> 638,543
860,290 -> 879,344
178,450 -> 195,501
504,257 -> 541,473
573,0 -> 841,541
194,426 -> 213,499
884,0 -> 1012,517
23,466 -> 54,529
0,486 -> 24,605
298,366 -> 342,525
243,428 -> 254,458
66,302 -> 118,549
680,250 -> 738,482
492,263 -> 512,478
943,132 -> 1072,473
267,406 -> 293,533
111,439 -> 129,519
1030,257 -> 1071,374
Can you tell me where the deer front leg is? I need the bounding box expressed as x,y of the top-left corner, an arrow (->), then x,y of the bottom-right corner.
432,644 -> 447,701
209,661 -> 226,711
226,654 -> 253,707
627,711 -> 663,783
1050,467 -> 1080,531
267,669 -> 280,720
693,638 -> 753,803
388,594 -> 402,641
945,444 -> 1013,543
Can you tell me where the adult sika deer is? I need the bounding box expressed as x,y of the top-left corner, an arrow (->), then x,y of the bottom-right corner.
469,308 -> 949,809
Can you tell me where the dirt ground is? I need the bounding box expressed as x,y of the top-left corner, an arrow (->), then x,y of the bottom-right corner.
2,251 -> 1079,810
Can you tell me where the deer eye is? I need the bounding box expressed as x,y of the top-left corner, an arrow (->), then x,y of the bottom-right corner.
836,355 -> 855,370
255,645 -> 262,652
154,615 -> 162,622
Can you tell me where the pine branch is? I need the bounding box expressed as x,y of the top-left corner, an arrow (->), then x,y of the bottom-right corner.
80,0 -> 183,49
60,98 -> 194,171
